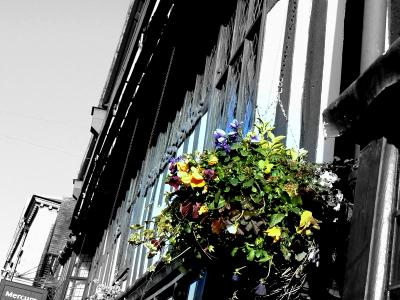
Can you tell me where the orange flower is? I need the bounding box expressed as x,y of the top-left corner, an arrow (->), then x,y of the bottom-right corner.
178,172 -> 191,185
177,161 -> 189,172
190,167 -> 205,188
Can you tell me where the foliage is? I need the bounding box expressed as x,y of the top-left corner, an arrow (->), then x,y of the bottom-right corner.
128,119 -> 352,299
89,281 -> 122,300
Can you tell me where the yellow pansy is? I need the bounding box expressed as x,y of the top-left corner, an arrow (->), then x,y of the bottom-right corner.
190,167 -> 205,188
177,161 -> 189,172
199,204 -> 209,215
178,171 -> 192,185
265,226 -> 281,243
202,185 -> 208,194
296,210 -> 320,235
208,154 -> 219,166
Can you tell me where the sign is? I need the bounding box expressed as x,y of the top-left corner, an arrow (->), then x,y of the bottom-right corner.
0,280 -> 47,300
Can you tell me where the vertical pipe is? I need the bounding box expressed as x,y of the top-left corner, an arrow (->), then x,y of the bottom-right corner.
360,0 -> 387,72
355,0 -> 387,159
364,140 -> 398,300
359,1 -> 391,299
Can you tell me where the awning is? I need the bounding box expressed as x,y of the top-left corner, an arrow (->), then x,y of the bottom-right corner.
323,37 -> 400,147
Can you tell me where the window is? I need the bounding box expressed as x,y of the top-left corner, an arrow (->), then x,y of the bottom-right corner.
72,254 -> 91,278
65,280 -> 86,300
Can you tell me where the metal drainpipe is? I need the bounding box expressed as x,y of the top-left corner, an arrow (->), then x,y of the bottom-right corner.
359,1 -> 397,300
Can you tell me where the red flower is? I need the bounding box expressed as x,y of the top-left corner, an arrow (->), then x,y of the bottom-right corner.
180,200 -> 192,218
192,202 -> 201,219
211,218 -> 225,234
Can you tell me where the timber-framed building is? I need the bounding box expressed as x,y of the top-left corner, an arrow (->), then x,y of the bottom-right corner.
50,0 -> 400,299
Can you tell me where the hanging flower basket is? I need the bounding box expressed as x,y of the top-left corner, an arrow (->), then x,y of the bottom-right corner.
129,119 -> 352,299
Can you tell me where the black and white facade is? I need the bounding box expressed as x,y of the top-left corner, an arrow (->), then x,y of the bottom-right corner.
51,0 -> 400,299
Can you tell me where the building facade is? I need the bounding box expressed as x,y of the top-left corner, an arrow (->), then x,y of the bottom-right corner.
52,0 -> 400,299
2,195 -> 62,287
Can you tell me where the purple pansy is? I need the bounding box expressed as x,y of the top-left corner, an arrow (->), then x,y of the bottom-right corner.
167,175 -> 181,189
214,129 -> 231,152
229,119 -> 242,131
214,129 -> 227,143
169,156 -> 182,174
203,169 -> 216,181
250,133 -> 261,143
228,131 -> 239,143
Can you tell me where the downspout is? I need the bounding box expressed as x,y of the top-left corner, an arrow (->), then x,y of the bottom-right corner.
359,1 -> 397,300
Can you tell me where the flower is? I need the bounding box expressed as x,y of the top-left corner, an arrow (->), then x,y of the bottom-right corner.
190,167 -> 205,188
177,161 -> 189,172
211,218 -> 225,234
166,175 -> 181,189
319,170 -> 338,188
296,210 -> 320,235
213,129 -> 227,143
265,226 -> 281,243
192,202 -> 201,219
202,185 -> 208,194
250,133 -> 261,143
203,169 -> 216,181
168,156 -> 181,174
228,131 -> 239,143
199,204 -> 209,215
178,171 -> 192,185
227,223 -> 239,234
214,129 -> 231,152
180,200 -> 192,218
229,119 -> 242,131
208,154 -> 219,166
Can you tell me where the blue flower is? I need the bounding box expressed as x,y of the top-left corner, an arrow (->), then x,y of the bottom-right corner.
229,119 -> 242,131
250,133 -> 261,143
214,129 -> 231,152
214,129 -> 226,142
228,131 -> 239,143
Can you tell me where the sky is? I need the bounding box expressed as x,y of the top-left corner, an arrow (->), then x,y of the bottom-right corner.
0,0 -> 132,270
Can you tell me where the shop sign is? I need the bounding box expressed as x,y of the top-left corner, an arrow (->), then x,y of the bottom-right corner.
0,280 -> 47,300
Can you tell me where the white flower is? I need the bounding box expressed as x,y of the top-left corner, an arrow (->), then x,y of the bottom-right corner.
335,190 -> 344,202
227,224 -> 238,234
319,171 -> 338,188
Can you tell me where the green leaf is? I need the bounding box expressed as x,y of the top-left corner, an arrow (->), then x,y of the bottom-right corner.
217,198 -> 225,209
130,224 -> 144,230
295,252 -> 307,262
289,206 -> 301,214
243,178 -> 254,188
214,190 -> 221,203
269,214 -> 285,227
257,160 -> 265,169
281,245 -> 291,260
251,186 -> 258,193
247,249 -> 255,261
264,163 -> 274,174
292,195 -> 303,206
272,136 -> 285,144
238,174 -> 246,182
231,247 -> 239,257
240,149 -> 248,157
231,143 -> 240,150
258,252 -> 273,263
230,177 -> 239,186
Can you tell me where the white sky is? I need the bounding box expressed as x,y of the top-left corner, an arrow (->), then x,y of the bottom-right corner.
0,0 -> 132,269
